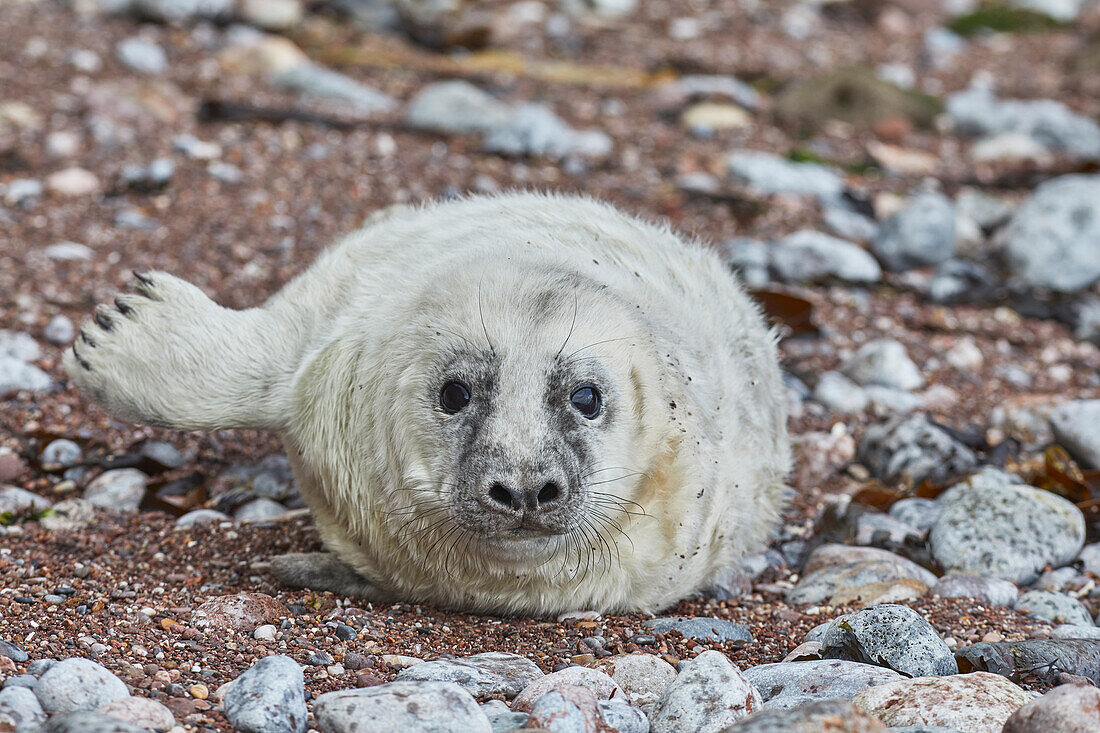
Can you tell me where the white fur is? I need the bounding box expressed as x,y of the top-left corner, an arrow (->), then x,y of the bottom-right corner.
65,193 -> 790,615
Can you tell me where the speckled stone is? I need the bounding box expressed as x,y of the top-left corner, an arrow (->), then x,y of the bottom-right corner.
1002,683 -> 1100,733
512,666 -> 622,712
33,658 -> 129,714
649,650 -> 761,733
396,652 -> 544,700
851,672 -> 1029,733
1015,591 -> 1094,627
223,654 -> 307,733
931,574 -> 1019,608
743,659 -> 903,709
723,698 -> 889,731
192,592 -> 288,633
313,681 -> 491,733
819,605 -> 957,677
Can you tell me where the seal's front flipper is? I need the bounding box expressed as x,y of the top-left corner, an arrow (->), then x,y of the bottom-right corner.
64,271 -> 293,432
270,552 -> 393,602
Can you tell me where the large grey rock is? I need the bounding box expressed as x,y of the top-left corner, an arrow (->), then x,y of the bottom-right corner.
841,340 -> 923,391
95,696 -> 175,731
396,652 -> 543,699
34,658 -> 129,714
1001,175 -> 1100,292
0,685 -> 47,732
0,330 -> 41,361
83,468 -> 147,512
931,574 -> 1018,608
1015,591 -> 1094,627
770,230 -> 882,284
643,617 -> 753,643
726,151 -> 845,203
872,192 -> 956,271
649,650 -> 761,733
858,415 -> 977,485
272,63 -> 398,114
852,672 -> 1030,733
929,482 -> 1085,584
598,699 -> 648,733
313,681 -> 491,733
1002,682 -> 1100,732
1050,400 -> 1100,469
947,87 -> 1100,159
224,654 -> 307,733
724,698 -> 889,731
525,686 -> 604,732
405,80 -> 512,134
742,659 -> 903,709
819,605 -> 958,677
481,103 -> 612,159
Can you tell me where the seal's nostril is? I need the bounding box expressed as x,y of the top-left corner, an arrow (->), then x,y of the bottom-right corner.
488,482 -> 521,511
537,481 -> 561,506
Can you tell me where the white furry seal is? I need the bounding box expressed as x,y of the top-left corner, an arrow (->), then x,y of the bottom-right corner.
64,193 -> 789,615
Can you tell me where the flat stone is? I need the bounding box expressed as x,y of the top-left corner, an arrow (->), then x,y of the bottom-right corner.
947,87 -> 1100,159
193,592 -> 287,633
788,546 -> 936,606
0,355 -> 54,393
770,230 -> 882,284
742,659 -> 903,709
224,654 -> 306,733
858,415 -> 978,485
723,698 -> 889,731
955,639 -> 1100,684
0,486 -> 52,515
726,150 -> 844,203
1016,591 -> 1094,627
1050,400 -> 1100,469
175,509 -> 231,527
313,681 -> 491,733
594,653 -> 677,713
842,339 -> 923,391
1002,682 -> 1100,732
272,62 -> 398,114
83,468 -> 147,512
0,685 -> 46,732
234,497 -> 287,522
819,604 -> 958,677
405,80 -> 513,135
929,483 -> 1085,584
35,711 -> 148,732
512,666 -> 621,712
481,103 -> 612,159
851,672 -> 1030,733
96,696 -> 175,731
643,617 -> 753,643
1001,175 -> 1100,292
34,658 -> 129,714
396,652 -> 543,699
649,650 -> 761,733
1052,625 -> 1100,639
931,574 -> 1019,608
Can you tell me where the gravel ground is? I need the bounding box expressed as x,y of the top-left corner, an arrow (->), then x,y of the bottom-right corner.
3,0 -> 1100,731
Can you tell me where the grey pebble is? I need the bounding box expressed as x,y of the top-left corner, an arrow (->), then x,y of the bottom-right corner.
769,230 -> 881,284
405,80 -> 512,135
224,654 -> 307,733
0,329 -> 38,360
931,574 -> 1019,608
2,675 -> 37,690
0,640 -> 28,663
35,711 -> 148,733
40,439 -> 82,470
481,103 -> 612,159
1015,590 -> 1094,627
0,685 -> 46,732
115,37 -> 167,75
649,650 -> 760,733
726,150 -> 844,203
819,604 -> 958,677
1050,400 -> 1100,469
33,658 -> 129,714
234,497 -> 288,522
858,414 -> 977,486
272,62 -> 397,114
174,509 -> 230,528
0,356 -> 54,393
396,652 -> 543,699
841,339 -> 923,391
724,698 -> 889,732
812,371 -> 868,414
27,659 -> 56,676
83,468 -> 147,512
888,498 -> 942,535
1050,624 -> 1100,639
643,616 -> 753,643
872,191 -> 956,271
598,699 -> 649,733
44,315 -> 75,345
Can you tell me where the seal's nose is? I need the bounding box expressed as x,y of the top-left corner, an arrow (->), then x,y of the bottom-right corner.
485,479 -> 563,513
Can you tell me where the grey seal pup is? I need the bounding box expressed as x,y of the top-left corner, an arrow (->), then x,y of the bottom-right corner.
65,192 -> 790,615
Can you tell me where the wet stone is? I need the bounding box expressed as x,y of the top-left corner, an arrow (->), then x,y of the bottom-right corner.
649,650 -> 761,733
33,658 -> 129,714
742,659 -> 903,709
819,605 -> 957,677
396,651 -> 543,700
224,654 -> 307,733
1015,591 -> 1094,627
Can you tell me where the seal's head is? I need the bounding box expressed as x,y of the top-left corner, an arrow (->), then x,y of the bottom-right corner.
385,261 -> 665,570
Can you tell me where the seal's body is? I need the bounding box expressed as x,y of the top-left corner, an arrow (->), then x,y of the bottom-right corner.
65,193 -> 789,615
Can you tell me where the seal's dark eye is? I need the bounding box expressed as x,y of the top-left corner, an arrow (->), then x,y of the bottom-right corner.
570,384 -> 601,419
440,381 -> 470,413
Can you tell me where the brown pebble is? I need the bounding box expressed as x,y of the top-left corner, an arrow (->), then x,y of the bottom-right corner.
0,452 -> 27,483
873,115 -> 913,144
356,673 -> 385,687
189,684 -> 209,700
